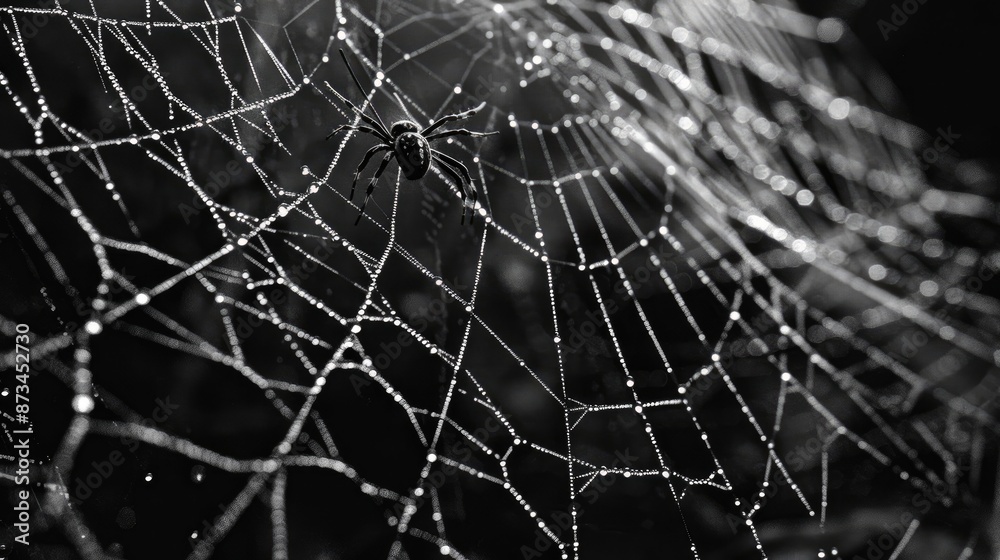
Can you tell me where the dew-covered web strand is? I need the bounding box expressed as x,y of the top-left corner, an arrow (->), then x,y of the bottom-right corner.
0,1 -> 997,560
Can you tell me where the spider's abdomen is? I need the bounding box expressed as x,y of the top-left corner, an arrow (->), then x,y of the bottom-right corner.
395,132 -> 431,180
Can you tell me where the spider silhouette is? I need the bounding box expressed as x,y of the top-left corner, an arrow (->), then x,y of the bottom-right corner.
326,49 -> 498,225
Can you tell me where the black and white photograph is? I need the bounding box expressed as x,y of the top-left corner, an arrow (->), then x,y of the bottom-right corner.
1,1 -> 999,559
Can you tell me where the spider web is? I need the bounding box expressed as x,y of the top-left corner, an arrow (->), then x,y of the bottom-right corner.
1,0 -> 999,558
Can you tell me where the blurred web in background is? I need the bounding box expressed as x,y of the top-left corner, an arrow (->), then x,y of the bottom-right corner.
1,0 -> 998,558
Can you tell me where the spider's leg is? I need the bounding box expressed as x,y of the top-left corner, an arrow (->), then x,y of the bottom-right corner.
351,145 -> 391,201
356,153 -> 394,226
433,156 -> 472,225
435,154 -> 482,224
453,169 -> 479,226
326,124 -> 386,141
324,83 -> 391,140
421,101 -> 488,136
426,128 -> 499,142
339,49 -> 389,133
470,187 -> 478,225
432,150 -> 473,185
326,124 -> 356,140
433,156 -> 468,193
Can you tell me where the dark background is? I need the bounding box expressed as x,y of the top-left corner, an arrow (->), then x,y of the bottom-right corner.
810,0 -> 1000,163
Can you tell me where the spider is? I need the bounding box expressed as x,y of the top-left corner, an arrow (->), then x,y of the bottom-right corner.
326,49 -> 498,225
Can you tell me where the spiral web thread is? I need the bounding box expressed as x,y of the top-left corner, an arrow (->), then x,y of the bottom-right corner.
1,0 -> 998,558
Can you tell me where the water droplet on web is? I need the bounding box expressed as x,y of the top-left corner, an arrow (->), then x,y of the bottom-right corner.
300,165 -> 310,175
72,394 -> 95,413
144,473 -> 153,482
